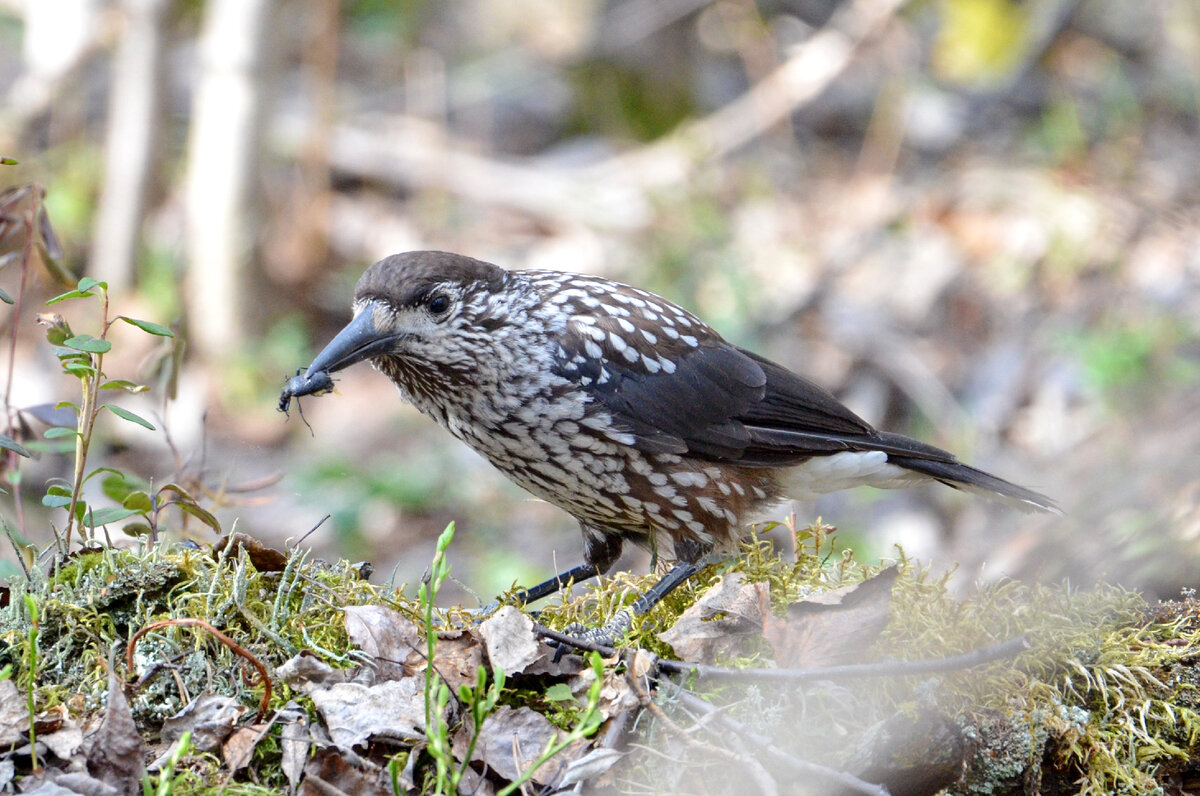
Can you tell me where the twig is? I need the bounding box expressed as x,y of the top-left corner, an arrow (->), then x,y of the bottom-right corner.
655,633 -> 1031,682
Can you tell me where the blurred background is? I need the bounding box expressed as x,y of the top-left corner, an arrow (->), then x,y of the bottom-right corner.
0,0 -> 1197,604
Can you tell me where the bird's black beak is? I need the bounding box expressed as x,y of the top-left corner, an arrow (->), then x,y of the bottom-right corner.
305,301 -> 400,378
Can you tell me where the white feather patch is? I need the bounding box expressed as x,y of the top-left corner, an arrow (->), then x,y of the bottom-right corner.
782,452 -> 929,500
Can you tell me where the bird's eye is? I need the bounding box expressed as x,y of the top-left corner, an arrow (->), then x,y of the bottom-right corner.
427,293 -> 451,315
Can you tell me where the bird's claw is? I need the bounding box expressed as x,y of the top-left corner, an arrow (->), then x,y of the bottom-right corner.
549,609 -> 634,659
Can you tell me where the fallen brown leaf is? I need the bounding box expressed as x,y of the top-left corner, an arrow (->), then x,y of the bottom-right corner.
763,565 -> 899,669
659,572 -> 770,662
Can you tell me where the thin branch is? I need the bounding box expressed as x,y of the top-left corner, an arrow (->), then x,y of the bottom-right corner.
655,633 -> 1031,682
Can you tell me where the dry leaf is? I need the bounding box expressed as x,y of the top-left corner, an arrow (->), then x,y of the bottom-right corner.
159,694 -> 243,753
223,724 -> 268,773
308,678 -> 430,748
343,604 -> 420,681
764,566 -> 899,669
85,668 -> 143,792
38,719 -> 83,762
0,679 -> 29,747
570,668 -> 639,721
455,706 -> 563,783
212,533 -> 288,572
480,606 -> 541,675
299,746 -> 393,796
659,572 -> 769,662
277,653 -> 348,694
278,703 -> 312,790
405,632 -> 483,694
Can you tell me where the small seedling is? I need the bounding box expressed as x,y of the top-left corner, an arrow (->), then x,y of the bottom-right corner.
38,278 -> 174,551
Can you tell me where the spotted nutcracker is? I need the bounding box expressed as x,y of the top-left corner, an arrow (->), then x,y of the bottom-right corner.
282,250 -> 1056,645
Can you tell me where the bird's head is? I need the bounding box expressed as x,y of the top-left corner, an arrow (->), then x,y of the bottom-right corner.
302,251 -> 514,392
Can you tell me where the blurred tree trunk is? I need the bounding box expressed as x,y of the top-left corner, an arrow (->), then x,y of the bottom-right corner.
184,0 -> 274,360
3,0 -> 102,135
91,0 -> 172,292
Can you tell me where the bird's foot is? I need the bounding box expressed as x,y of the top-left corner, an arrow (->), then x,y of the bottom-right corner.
553,609 -> 633,653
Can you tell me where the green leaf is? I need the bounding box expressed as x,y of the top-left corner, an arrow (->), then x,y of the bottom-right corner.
76,277 -> 103,293
0,434 -> 30,458
41,494 -> 72,509
63,335 -> 111,354
100,470 -> 150,501
0,287 -> 12,304
118,316 -> 174,337
543,683 -> 574,702
45,483 -> 71,497
82,507 -> 141,527
100,379 -> 149,393
46,289 -> 93,305
122,522 -> 155,538
170,498 -> 221,534
44,427 -> 79,439
121,491 -> 154,513
102,404 -> 155,430
25,439 -> 75,454
0,156 -> 17,165
62,361 -> 96,377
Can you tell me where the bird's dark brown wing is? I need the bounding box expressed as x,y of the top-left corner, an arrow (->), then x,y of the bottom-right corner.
565,326 -> 1056,510
552,304 -> 912,465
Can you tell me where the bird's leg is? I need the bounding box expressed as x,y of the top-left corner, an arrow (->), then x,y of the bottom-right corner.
562,559 -> 703,649
511,562 -> 603,605
482,524 -> 623,614
481,562 -> 603,615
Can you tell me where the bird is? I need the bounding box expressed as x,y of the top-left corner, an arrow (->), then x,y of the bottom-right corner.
283,250 -> 1056,646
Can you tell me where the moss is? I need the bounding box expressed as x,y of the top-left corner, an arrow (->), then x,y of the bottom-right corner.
6,521 -> 1200,793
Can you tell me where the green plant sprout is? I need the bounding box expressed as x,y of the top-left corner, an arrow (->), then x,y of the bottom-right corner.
144,730 -> 193,796
38,277 -> 174,551
417,522 -> 458,793
414,523 -> 605,795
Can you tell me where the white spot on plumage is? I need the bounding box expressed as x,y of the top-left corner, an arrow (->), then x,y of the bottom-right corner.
622,346 -> 640,364
608,332 -> 627,352
640,329 -> 657,344
680,335 -> 698,347
584,340 -> 603,359
642,355 -> 661,373
659,357 -> 677,374
617,318 -> 636,334
670,471 -> 707,488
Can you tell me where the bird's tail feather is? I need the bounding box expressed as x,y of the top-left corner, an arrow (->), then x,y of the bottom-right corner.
891,456 -> 1060,514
